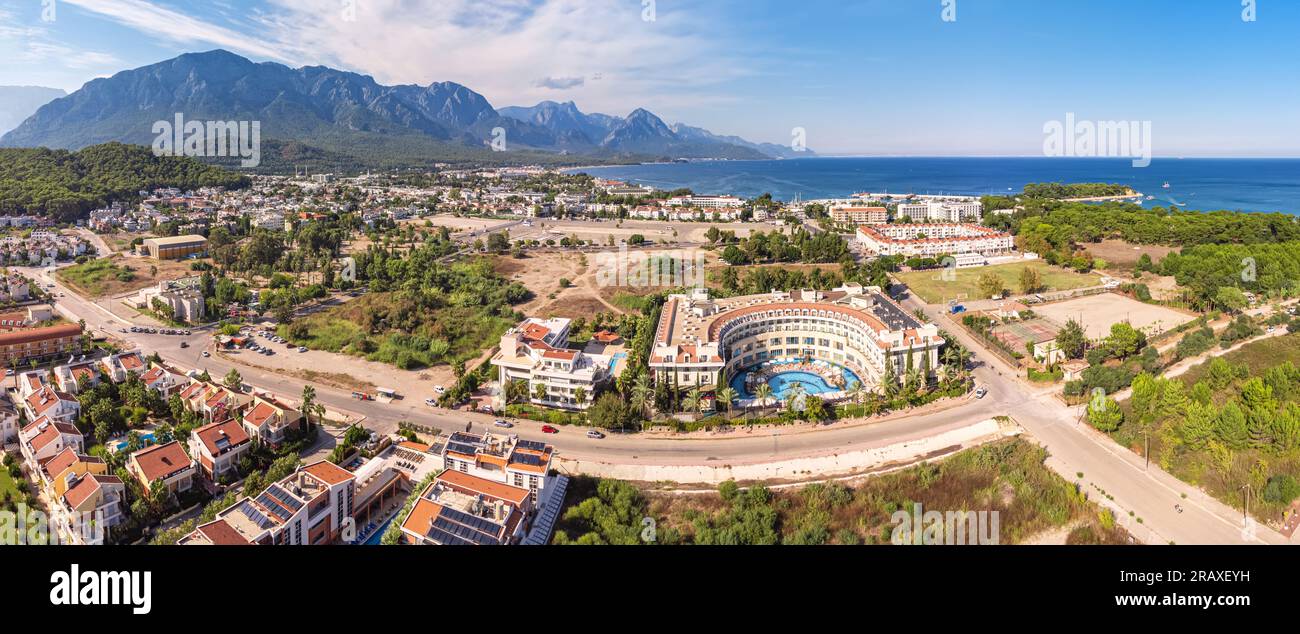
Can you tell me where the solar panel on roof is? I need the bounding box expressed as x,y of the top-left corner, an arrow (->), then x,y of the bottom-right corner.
425,525 -> 475,546
516,439 -> 547,451
446,442 -> 478,455
438,507 -> 506,539
266,484 -> 304,510
512,453 -> 544,467
235,500 -> 275,529
432,517 -> 499,545
255,491 -> 293,522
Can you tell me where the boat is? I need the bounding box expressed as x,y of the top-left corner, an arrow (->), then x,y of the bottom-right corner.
1162,182 -> 1171,189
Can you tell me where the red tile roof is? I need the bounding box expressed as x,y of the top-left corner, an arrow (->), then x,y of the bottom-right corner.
194,419 -> 250,455
194,519 -> 251,545
62,474 -> 121,510
0,323 -> 80,346
130,441 -> 193,482
302,461 -> 354,486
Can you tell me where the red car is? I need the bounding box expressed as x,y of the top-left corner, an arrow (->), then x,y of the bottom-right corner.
541,425 -> 559,434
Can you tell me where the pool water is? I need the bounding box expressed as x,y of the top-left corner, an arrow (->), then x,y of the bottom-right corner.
730,364 -> 861,401
608,352 -> 627,373
110,432 -> 156,453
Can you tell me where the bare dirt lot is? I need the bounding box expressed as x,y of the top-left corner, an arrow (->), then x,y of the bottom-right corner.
492,251 -> 626,319
57,254 -> 204,298
1034,292 -> 1197,339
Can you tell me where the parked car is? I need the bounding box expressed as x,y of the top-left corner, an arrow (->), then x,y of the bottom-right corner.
297,346 -> 308,353
202,351 -> 210,357
424,398 -> 437,406
974,386 -> 988,399
541,425 -> 559,434
433,385 -> 446,394
586,430 -> 605,440
493,419 -> 513,428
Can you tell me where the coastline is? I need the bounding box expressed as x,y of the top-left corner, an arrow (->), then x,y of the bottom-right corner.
563,157 -> 1300,215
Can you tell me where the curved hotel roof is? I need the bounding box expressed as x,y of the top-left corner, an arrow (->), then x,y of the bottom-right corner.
652,286 -> 941,366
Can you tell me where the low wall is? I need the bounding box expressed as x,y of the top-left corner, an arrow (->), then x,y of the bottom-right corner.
557,418 -> 1020,485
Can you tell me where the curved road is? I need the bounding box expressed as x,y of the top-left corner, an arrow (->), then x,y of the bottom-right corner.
25,261 -> 1293,545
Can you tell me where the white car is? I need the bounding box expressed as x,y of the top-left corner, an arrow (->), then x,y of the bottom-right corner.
424,398 -> 436,406
974,387 -> 988,399
433,385 -> 446,394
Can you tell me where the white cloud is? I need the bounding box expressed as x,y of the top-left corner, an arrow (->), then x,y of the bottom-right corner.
61,0 -> 293,62
255,0 -> 751,116
9,0 -> 755,125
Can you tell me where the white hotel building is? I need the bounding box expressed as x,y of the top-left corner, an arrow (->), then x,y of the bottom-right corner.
649,286 -> 944,392
856,224 -> 1014,258
491,317 -> 624,410
896,200 -> 984,223
664,195 -> 746,209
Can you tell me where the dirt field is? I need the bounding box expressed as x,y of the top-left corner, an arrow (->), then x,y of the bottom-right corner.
492,251 -> 631,319
57,254 -> 204,298
1086,240 -> 1176,269
1034,292 -> 1197,339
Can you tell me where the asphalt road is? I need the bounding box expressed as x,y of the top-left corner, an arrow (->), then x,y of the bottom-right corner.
25,259 -> 1293,545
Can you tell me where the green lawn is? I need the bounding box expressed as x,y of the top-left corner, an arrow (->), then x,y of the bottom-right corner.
895,260 -> 1102,305
1,466 -> 23,502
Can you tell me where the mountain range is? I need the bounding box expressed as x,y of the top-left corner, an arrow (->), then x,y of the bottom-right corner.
0,86 -> 66,137
0,50 -> 810,169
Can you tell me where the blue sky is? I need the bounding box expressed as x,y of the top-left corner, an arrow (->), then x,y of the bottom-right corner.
1,0 -> 1298,156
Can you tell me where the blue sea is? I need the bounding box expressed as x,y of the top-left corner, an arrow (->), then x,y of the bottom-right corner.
570,157 -> 1300,215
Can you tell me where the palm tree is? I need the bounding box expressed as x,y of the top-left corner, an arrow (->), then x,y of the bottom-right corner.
572,387 -> 587,408
936,364 -> 952,389
505,380 -> 527,405
784,383 -> 806,414
684,389 -> 702,418
301,385 -> 317,426
631,373 -> 654,418
906,366 -> 924,393
717,387 -> 738,419
946,342 -> 967,368
754,383 -> 774,410
533,382 -> 548,403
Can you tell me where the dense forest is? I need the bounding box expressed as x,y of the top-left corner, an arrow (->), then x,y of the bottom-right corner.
994,202 -> 1300,248
1021,182 -> 1133,199
0,142 -> 250,222
1158,241 -> 1300,308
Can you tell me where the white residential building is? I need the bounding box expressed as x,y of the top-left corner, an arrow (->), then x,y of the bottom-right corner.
856,224 -> 1014,257
490,317 -> 622,410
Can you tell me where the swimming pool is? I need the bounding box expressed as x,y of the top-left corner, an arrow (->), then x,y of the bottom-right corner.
608,352 -> 627,373
364,514 -> 397,545
730,363 -> 860,401
110,432 -> 156,453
